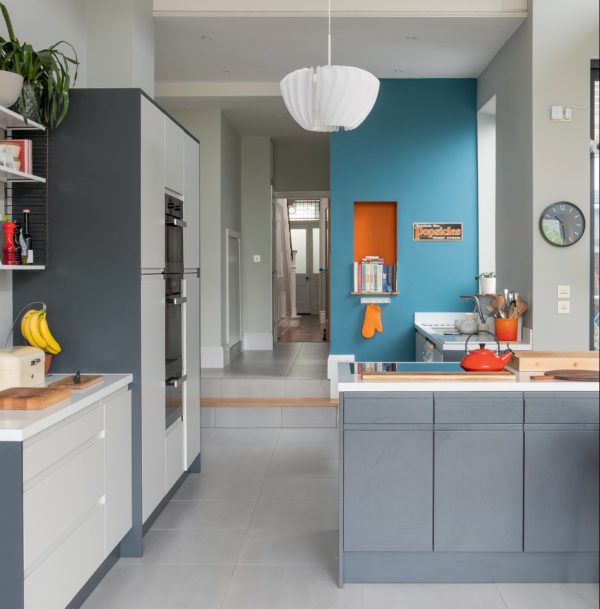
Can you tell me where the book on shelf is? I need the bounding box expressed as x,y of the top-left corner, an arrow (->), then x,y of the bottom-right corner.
353,256 -> 397,293
0,139 -> 33,174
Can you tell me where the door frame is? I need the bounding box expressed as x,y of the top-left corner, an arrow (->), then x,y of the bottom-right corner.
225,228 -> 242,348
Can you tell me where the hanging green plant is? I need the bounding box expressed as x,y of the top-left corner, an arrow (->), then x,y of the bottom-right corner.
0,2 -> 78,128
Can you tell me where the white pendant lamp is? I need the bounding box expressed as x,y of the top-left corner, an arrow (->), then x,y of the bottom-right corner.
280,0 -> 380,133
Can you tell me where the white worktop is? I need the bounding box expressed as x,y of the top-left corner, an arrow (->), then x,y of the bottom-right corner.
337,363 -> 599,393
415,312 -> 533,351
0,373 -> 133,442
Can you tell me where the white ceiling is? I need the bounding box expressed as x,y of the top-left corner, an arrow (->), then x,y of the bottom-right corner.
156,14 -> 524,138
155,15 -> 524,82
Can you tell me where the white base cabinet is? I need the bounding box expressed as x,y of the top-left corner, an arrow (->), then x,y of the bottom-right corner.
21,388 -> 132,609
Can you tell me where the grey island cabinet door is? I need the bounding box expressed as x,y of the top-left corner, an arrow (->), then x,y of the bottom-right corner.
524,430 -> 599,552
434,430 -> 523,552
343,430 -> 433,551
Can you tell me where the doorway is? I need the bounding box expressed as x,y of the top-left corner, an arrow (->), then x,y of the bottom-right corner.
225,229 -> 242,349
272,194 -> 329,343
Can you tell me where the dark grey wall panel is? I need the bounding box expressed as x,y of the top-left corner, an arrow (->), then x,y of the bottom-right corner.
525,430 -> 599,552
435,392 -> 523,423
0,442 -> 24,609
13,89 -> 143,557
344,430 -> 433,551
434,430 -> 523,552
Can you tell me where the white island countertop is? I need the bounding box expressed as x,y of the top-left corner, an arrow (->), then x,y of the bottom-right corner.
0,373 -> 133,442
338,362 -> 599,393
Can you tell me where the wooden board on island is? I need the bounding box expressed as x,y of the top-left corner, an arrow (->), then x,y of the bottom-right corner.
361,370 -> 516,381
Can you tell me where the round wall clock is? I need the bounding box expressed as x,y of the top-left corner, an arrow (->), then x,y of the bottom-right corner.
539,201 -> 586,247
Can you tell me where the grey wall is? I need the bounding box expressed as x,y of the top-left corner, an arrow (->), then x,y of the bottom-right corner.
530,0 -> 599,349
272,138 -> 330,193
241,137 -> 273,348
220,115 -> 242,350
478,17 -> 534,328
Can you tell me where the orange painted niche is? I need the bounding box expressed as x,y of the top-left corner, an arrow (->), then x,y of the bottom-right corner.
353,201 -> 398,265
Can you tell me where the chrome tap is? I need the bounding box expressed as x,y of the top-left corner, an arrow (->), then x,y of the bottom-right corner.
460,295 -> 487,325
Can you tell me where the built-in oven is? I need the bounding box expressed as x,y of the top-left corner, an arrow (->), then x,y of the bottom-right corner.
165,193 -> 186,429
165,193 -> 186,276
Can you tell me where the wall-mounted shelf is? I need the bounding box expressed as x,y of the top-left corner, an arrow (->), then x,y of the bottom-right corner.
0,264 -> 45,271
351,291 -> 398,295
0,165 -> 46,184
0,106 -> 45,132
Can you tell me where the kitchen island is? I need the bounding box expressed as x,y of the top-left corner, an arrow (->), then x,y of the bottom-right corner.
0,374 -> 133,609
337,362 -> 599,585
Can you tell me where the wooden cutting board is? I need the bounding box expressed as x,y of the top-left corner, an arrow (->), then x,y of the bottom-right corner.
531,369 -> 600,382
0,386 -> 72,410
361,371 -> 516,381
50,375 -> 104,391
510,351 -> 599,371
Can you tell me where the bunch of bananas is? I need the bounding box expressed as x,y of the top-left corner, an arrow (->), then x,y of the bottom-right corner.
21,309 -> 62,355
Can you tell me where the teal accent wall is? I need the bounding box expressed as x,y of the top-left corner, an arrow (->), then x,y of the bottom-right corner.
330,79 -> 478,361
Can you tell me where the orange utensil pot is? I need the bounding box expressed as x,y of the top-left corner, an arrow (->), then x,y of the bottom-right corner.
494,318 -> 518,342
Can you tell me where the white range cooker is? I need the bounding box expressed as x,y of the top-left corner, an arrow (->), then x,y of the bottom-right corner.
414,312 -> 533,362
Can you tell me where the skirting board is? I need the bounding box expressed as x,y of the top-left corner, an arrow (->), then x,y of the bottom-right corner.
243,332 -> 273,350
327,354 -> 355,399
201,346 -> 225,368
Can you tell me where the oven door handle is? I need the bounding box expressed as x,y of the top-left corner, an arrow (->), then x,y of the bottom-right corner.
166,218 -> 187,228
166,374 -> 187,388
166,296 -> 187,305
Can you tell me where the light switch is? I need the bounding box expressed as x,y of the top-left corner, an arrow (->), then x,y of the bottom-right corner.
551,105 -> 564,121
558,301 -> 571,314
253,255 -> 261,263
557,285 -> 571,299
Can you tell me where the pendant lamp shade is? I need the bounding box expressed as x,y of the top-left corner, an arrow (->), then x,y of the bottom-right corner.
280,65 -> 380,132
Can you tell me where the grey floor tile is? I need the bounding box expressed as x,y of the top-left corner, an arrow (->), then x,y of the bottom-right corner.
222,566 -> 364,609
268,453 -> 338,477
201,406 -> 215,427
278,428 -> 339,445
201,452 -> 273,477
200,378 -> 221,397
250,499 -> 338,530
238,528 -> 338,566
497,583 -> 600,609
285,379 -> 330,398
259,477 -> 338,504
151,500 -> 256,530
173,474 -> 264,502
286,364 -> 329,379
221,379 -> 286,398
201,427 -> 281,448
201,369 -> 226,379
132,528 -> 247,565
81,563 -> 233,609
573,585 -> 600,607
364,584 -> 507,609
282,406 -> 338,427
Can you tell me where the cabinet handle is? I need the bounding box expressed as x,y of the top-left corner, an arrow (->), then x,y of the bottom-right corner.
166,374 -> 187,388
166,296 -> 187,305
166,218 -> 187,228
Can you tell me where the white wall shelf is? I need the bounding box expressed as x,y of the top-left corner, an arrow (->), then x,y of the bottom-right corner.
0,165 -> 46,184
0,105 -> 45,132
0,264 -> 45,271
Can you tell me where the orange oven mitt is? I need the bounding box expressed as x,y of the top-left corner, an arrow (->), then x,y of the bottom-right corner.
361,304 -> 383,339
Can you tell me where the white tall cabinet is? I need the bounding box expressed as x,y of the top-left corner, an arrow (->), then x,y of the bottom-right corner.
140,98 -> 201,522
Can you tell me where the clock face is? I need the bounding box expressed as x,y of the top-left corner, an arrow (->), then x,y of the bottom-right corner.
539,202 -> 586,247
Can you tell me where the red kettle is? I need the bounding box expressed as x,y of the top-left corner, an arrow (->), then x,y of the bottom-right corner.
460,331 -> 513,372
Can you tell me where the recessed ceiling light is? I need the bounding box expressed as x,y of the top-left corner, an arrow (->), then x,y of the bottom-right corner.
222,69 -> 232,75
405,35 -> 418,40
200,35 -> 214,41
394,68 -> 405,73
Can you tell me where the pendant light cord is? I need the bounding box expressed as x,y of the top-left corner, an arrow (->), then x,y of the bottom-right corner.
328,0 -> 332,66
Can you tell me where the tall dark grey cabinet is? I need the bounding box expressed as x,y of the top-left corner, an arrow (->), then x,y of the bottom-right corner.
12,89 -> 201,557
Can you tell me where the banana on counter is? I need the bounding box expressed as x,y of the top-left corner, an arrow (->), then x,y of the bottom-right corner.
20,308 -> 62,355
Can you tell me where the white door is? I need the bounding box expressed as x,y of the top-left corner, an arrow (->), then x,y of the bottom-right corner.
291,225 -> 320,315
226,231 -> 242,346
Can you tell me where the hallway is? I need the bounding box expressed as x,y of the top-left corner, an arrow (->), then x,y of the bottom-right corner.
277,314 -> 326,342
81,427 -> 599,609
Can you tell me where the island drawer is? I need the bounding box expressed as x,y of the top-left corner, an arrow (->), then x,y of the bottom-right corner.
525,392 -> 600,424
434,393 -> 523,424
22,402 -> 104,483
343,392 -> 433,424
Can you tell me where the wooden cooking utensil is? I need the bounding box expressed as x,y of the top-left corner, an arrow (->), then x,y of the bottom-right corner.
531,369 -> 599,382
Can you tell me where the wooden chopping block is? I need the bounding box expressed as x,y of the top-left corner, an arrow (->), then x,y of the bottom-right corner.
50,374 -> 104,391
531,369 -> 600,382
510,351 -> 599,371
361,370 -> 516,381
0,386 -> 72,410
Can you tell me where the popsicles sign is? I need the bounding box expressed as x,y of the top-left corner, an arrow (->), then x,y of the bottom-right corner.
413,222 -> 463,241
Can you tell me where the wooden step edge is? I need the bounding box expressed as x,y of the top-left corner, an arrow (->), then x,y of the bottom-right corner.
201,398 -> 339,408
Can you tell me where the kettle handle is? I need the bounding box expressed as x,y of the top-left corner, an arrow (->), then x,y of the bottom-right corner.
464,330 -> 500,354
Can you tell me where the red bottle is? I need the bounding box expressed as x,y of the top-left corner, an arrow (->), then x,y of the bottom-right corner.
2,221 -> 18,265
